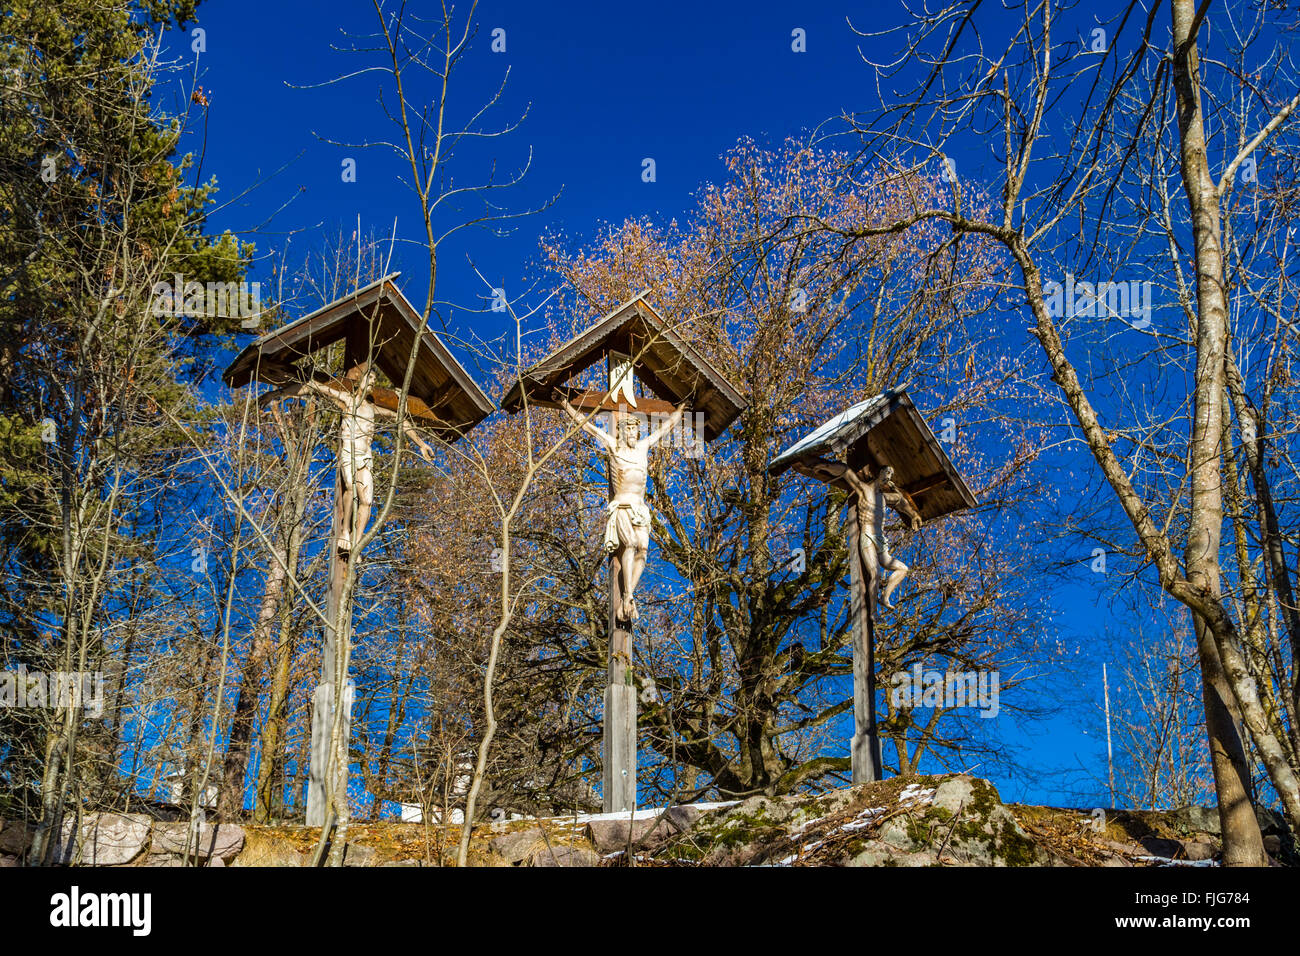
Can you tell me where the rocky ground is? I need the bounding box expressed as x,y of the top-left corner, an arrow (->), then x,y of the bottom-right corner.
1,775 -> 1292,867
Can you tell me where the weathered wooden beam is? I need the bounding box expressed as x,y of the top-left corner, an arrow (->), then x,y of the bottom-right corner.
903,474 -> 947,497
604,547 -> 637,814
602,368 -> 639,815
308,490 -> 350,827
258,361 -> 449,427
846,504 -> 883,784
557,387 -> 679,415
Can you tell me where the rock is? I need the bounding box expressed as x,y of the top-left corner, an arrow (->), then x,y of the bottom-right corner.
1138,836 -> 1183,859
1256,806 -> 1285,835
848,843 -> 940,867
696,790 -> 795,868
342,843 -> 376,867
207,854 -> 225,867
55,813 -> 151,866
0,819 -> 31,856
0,854 -> 17,868
531,845 -> 600,867
1168,806 -> 1220,836
732,795 -> 795,825
932,776 -> 977,816
379,858 -> 421,867
142,852 -> 183,867
876,817 -> 916,851
490,827 -> 547,864
1102,839 -> 1145,857
696,796 -> 795,866
868,776 -> 1044,866
895,849 -> 941,867
229,831 -> 307,867
584,817 -> 665,852
1181,839 -> 1217,862
660,806 -> 703,834
152,822 -> 244,861
847,845 -> 893,867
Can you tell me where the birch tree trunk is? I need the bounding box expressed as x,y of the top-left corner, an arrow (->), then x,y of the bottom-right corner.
1169,0 -> 1269,866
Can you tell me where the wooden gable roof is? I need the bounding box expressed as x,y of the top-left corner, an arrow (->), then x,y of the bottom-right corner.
769,390 -> 977,522
223,274 -> 493,442
499,292 -> 746,442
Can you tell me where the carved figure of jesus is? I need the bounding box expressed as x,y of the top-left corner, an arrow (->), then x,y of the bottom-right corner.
807,458 -> 922,610
260,363 -> 435,554
559,396 -> 687,622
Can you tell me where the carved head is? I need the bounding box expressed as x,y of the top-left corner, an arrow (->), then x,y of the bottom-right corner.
346,362 -> 377,393
877,465 -> 895,484
618,414 -> 642,447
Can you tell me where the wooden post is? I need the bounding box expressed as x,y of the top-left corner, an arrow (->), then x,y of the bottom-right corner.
604,542 -> 637,813
307,332 -> 367,827
603,352 -> 637,813
846,503 -> 883,784
307,483 -> 348,825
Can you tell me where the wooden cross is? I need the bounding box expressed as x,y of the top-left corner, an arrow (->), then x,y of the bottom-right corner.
604,351 -> 637,814
769,391 -> 978,787
842,488 -> 884,784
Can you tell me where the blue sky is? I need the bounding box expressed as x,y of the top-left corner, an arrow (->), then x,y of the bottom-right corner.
157,0 -> 1131,808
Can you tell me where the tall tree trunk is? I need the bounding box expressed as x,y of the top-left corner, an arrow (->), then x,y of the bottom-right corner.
253,592 -> 302,823
1224,351 -> 1300,754
216,550 -> 287,819
252,402 -> 316,822
1170,0 -> 1267,866
1222,404 -> 1296,767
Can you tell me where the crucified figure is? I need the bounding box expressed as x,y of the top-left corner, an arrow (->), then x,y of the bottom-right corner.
807,457 -> 922,610
559,396 -> 687,622
260,362 -> 435,554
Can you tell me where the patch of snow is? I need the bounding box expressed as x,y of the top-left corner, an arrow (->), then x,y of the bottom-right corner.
841,806 -> 887,832
564,800 -> 738,825
898,784 -> 936,804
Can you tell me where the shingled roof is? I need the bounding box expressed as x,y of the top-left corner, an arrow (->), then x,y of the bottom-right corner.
498,293 -> 746,442
223,274 -> 493,443
769,390 -> 977,522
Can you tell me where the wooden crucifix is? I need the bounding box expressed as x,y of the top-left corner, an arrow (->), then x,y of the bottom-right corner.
557,352 -> 686,814
500,293 -> 747,812
769,390 -> 976,784
223,275 -> 493,825
805,457 -> 920,782
257,360 -> 437,825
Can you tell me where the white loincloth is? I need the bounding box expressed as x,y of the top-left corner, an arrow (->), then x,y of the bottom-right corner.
860,526 -> 890,557
603,501 -> 652,553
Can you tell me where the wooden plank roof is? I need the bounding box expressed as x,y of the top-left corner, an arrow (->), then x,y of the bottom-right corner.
769,390 -> 977,522
222,274 -> 493,443
498,292 -> 747,442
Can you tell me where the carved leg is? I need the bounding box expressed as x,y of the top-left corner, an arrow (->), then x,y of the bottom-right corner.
353,465 -> 374,551
615,546 -> 634,620
881,557 -> 909,609
624,526 -> 650,621
335,466 -> 352,553
860,537 -> 881,611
